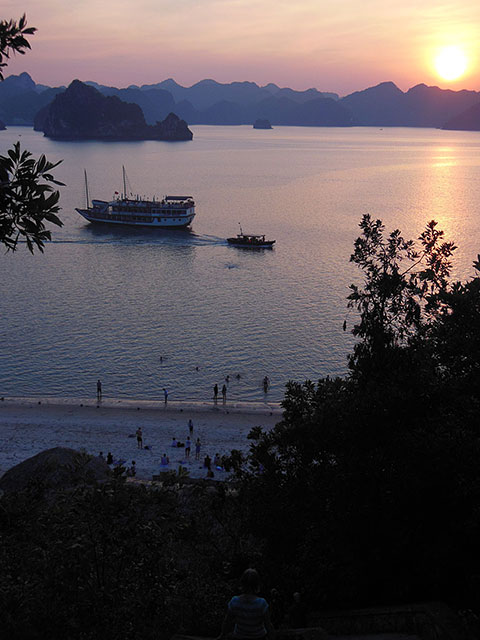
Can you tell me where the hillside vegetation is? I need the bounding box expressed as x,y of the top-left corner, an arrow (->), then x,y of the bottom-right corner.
1,216 -> 480,638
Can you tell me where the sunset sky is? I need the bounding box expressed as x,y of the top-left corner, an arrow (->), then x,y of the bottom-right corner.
4,0 -> 480,95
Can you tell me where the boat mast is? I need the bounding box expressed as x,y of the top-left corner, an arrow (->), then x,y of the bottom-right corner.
84,169 -> 90,209
238,222 -> 243,235
122,165 -> 127,199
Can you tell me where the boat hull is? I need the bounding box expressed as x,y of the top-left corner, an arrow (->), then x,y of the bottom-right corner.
76,208 -> 195,229
227,238 -> 275,248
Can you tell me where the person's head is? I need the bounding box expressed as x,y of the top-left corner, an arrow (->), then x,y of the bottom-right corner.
240,568 -> 260,594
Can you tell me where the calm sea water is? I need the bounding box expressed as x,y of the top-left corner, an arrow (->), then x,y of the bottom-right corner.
2,125 -> 480,402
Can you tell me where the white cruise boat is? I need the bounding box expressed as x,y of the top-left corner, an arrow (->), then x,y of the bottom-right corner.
76,168 -> 195,229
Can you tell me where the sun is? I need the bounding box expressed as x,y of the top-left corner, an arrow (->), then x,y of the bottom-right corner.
434,46 -> 468,81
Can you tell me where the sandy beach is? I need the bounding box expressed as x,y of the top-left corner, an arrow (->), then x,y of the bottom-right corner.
0,396 -> 282,481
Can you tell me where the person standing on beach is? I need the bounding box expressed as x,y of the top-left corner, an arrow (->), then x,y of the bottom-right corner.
97,379 -> 102,401
214,384 -> 218,402
136,427 -> 143,449
217,569 -> 275,640
222,384 -> 227,403
195,438 -> 201,460
185,436 -> 191,459
160,453 -> 169,466
188,419 -> 194,435
163,388 -> 168,404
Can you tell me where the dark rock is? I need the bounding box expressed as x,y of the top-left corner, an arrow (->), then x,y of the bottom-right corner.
0,119 -> 5,130
150,112 -> 193,140
253,118 -> 272,129
86,83 -> 175,124
0,447 -> 112,494
40,80 -> 143,139
39,80 -> 192,141
442,100 -> 480,130
33,104 -> 48,131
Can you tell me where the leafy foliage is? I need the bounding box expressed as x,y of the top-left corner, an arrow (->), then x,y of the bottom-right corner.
0,142 -> 63,252
0,479 -> 253,640
347,214 -> 456,380
226,217 -> 480,613
0,15 -> 63,252
0,14 -> 35,81
428,259 -> 480,381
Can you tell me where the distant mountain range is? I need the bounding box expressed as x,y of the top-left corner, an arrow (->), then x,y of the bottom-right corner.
2,72 -> 480,131
342,81 -> 480,129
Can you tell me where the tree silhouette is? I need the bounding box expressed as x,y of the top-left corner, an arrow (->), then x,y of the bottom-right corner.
0,14 -> 63,252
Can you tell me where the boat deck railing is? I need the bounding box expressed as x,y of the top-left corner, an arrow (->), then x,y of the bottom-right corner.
112,197 -> 194,209
109,208 -> 193,216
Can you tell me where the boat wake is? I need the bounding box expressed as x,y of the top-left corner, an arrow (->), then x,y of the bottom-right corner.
50,231 -> 228,247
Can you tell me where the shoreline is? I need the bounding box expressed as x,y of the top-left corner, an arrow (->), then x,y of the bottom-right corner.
0,395 -> 282,416
0,396 -> 281,482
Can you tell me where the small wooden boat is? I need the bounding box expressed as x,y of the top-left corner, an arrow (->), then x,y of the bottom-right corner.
227,225 -> 275,248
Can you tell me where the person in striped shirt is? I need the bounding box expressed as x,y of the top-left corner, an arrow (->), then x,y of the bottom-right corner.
217,569 -> 275,640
